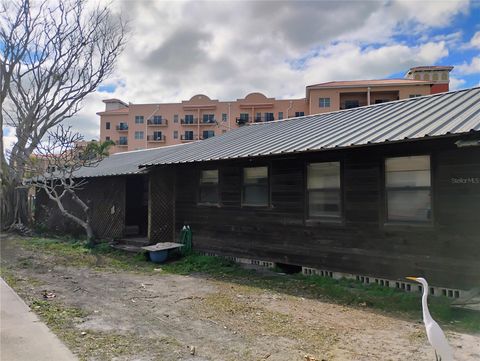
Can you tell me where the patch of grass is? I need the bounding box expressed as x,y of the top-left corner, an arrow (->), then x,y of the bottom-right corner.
197,290 -> 337,354
162,253 -> 248,275
13,237 -> 480,333
31,299 -> 86,328
30,298 -> 182,361
20,237 -> 156,272
162,253 -> 480,333
0,266 -> 21,289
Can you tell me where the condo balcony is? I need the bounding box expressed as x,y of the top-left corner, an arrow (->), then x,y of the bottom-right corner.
339,91 -> 399,110
200,118 -> 217,125
147,118 -> 168,126
236,117 -> 249,126
116,139 -> 128,146
180,117 -> 199,125
116,124 -> 129,131
147,135 -> 166,142
180,134 -> 197,142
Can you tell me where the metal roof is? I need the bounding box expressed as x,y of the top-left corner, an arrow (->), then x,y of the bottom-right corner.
76,87 -> 480,178
306,79 -> 432,88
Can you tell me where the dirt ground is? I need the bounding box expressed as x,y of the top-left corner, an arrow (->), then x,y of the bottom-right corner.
1,236 -> 479,361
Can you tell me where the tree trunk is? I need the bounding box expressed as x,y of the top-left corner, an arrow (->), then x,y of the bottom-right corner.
13,186 -> 30,225
47,191 -> 97,244
84,222 -> 95,246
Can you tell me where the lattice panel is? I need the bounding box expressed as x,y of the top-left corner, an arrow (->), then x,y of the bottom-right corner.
88,177 -> 126,239
35,177 -> 126,239
149,169 -> 175,243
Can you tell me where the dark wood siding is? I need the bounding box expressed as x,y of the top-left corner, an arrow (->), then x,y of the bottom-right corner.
35,176 -> 126,239
174,138 -> 480,289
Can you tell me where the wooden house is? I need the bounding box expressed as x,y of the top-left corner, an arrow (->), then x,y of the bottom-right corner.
36,87 -> 480,293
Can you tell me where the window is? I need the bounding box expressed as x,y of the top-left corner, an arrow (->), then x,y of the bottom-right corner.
117,122 -> 128,130
255,112 -> 262,122
135,116 -> 144,124
278,112 -> 283,120
409,94 -> 422,98
414,74 -> 421,80
385,155 -> 431,222
135,131 -> 144,140
119,136 -> 128,145
432,73 -> 439,81
183,130 -> 194,140
375,99 -> 390,104
441,72 -> 448,81
264,112 -> 274,122
242,166 -> 268,206
295,111 -> 305,117
423,73 -> 430,81
202,130 -> 214,139
106,136 -> 110,141
319,98 -> 331,108
173,130 -> 178,139
222,113 -> 227,122
239,113 -> 249,121
153,115 -> 163,124
199,169 -> 219,204
153,131 -> 163,140
203,114 -> 215,123
345,100 -> 359,109
106,122 -> 110,130
184,114 -> 194,124
307,162 -> 341,219
174,114 -> 179,123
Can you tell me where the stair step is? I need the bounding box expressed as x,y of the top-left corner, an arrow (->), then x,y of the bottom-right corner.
125,225 -> 140,236
114,237 -> 150,246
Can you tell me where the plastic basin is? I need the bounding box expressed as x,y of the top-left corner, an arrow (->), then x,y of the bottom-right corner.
149,250 -> 169,263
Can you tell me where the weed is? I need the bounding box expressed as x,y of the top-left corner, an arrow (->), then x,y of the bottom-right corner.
12,237 -> 480,333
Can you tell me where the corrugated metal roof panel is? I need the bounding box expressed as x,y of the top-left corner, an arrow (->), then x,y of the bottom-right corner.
76,87 -> 480,178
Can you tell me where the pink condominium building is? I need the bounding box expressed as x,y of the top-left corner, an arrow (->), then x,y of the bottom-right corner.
98,66 -> 453,153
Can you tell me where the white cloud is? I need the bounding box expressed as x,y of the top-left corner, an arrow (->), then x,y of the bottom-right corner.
456,57 -> 480,74
449,76 -> 467,90
469,31 -> 480,49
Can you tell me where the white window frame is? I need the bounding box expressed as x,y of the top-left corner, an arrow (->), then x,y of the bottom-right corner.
242,166 -> 269,207
385,155 -> 432,223
198,169 -> 219,205
319,98 -> 331,108
307,162 -> 342,220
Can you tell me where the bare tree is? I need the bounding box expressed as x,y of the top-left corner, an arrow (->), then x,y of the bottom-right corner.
28,125 -> 114,242
0,0 -> 127,229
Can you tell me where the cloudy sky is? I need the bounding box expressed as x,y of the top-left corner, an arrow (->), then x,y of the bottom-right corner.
5,0 -> 480,147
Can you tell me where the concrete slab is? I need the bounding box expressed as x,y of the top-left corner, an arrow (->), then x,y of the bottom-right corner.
0,278 -> 77,361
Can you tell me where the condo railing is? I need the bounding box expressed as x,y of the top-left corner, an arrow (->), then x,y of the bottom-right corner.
116,124 -> 129,131
147,135 -> 166,141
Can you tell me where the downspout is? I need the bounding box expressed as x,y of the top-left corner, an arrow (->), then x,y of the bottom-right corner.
227,102 -> 231,130
197,108 -> 200,140
286,100 -> 293,119
146,105 -> 160,148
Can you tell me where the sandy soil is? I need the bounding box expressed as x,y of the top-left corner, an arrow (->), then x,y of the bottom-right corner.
1,236 -> 479,361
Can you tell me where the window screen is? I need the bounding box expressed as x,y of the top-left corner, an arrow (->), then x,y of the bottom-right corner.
307,162 -> 341,219
243,166 -> 268,206
199,170 -> 219,204
385,155 -> 431,222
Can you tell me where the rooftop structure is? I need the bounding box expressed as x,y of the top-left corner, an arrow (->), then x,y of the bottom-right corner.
98,65 -> 454,154
83,86 -> 479,178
